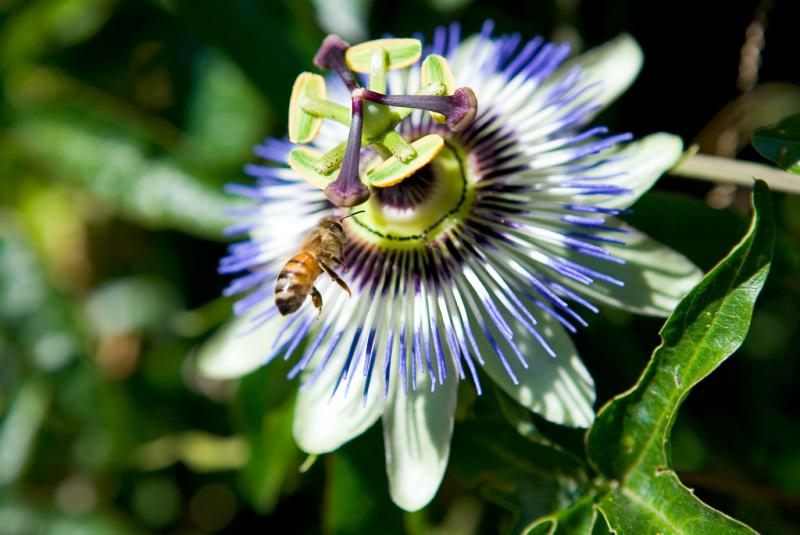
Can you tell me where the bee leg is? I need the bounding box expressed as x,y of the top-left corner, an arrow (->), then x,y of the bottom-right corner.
310,286 -> 323,317
332,256 -> 347,272
320,262 -> 352,297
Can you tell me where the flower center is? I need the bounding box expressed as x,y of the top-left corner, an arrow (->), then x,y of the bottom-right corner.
346,140 -> 476,247
287,35 -> 478,210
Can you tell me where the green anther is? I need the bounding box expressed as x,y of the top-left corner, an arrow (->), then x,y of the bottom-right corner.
345,38 -> 422,73
366,134 -> 445,187
288,73 -> 327,144
288,36 -> 480,198
368,48 -> 389,93
379,130 -> 417,163
390,81 -> 447,123
288,147 -> 337,189
313,141 -> 347,175
421,54 -> 456,124
299,96 -> 351,126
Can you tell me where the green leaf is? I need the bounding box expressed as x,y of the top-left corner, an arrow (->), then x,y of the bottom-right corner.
585,180 -> 775,534
0,215 -> 49,323
236,361 -> 302,513
451,418 -> 587,534
345,38 -> 422,73
12,114 -> 236,240
85,277 -> 180,336
0,496 -> 136,535
0,377 -> 51,485
241,401 -> 301,513
324,433 -> 405,535
132,431 -> 248,472
0,0 -> 111,69
173,0 -> 320,109
523,495 -> 599,535
752,113 -> 800,174
183,50 -> 270,168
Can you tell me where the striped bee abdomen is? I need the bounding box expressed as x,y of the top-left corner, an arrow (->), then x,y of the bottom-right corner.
275,251 -> 322,315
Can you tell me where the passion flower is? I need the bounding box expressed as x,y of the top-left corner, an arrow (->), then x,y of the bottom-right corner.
198,22 -> 702,511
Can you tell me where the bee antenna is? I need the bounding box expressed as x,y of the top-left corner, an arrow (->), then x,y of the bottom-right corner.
340,210 -> 365,222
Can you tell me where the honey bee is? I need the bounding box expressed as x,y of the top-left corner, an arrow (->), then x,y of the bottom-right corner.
275,213 -> 360,316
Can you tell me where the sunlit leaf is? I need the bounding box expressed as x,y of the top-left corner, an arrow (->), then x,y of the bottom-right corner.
85,277 -> 180,336
0,216 -> 49,322
0,0 -> 111,68
12,115 -> 236,240
0,497 -> 135,535
0,215 -> 80,372
183,50 -> 270,168
585,180 -> 774,534
133,431 -> 248,472
0,378 -> 50,485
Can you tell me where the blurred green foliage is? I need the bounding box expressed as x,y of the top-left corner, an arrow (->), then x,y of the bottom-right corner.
0,0 -> 798,533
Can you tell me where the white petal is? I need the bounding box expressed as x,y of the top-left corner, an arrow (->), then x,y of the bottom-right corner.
195,308 -> 284,380
588,133 -> 684,209
292,333 -> 385,454
551,223 -> 703,317
480,309 -> 596,428
557,33 -> 643,116
525,133 -> 683,210
383,371 -> 458,512
293,232 -> 399,454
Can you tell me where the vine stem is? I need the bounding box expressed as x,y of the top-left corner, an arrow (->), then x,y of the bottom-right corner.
670,152 -> 800,194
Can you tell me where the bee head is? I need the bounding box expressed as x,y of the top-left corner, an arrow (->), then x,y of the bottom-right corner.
319,215 -> 344,234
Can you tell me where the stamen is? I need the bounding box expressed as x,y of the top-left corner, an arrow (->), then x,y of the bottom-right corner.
363,87 -> 478,133
324,89 -> 370,207
379,130 -> 417,163
314,35 -> 360,92
299,97 -> 350,126
314,141 -> 347,175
